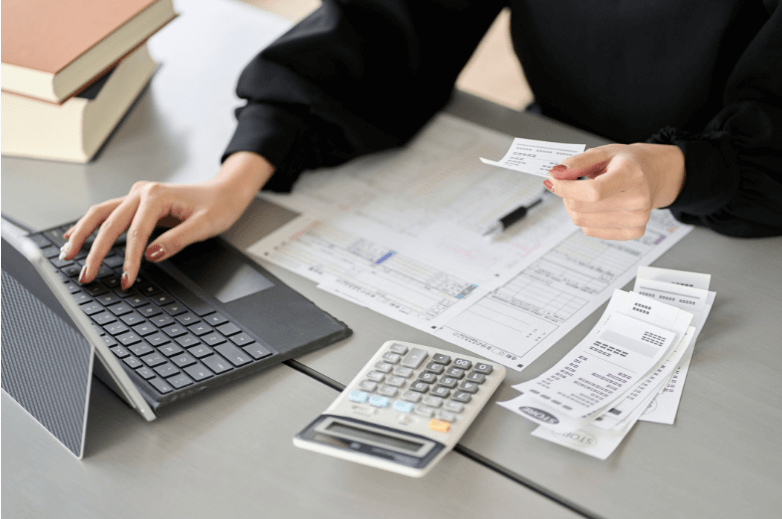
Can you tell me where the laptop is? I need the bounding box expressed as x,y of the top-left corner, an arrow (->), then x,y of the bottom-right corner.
1,218 -> 352,456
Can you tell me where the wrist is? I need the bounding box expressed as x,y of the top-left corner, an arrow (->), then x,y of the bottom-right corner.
632,143 -> 686,208
213,151 -> 275,199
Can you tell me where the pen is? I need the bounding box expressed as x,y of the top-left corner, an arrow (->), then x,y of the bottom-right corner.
481,191 -> 549,238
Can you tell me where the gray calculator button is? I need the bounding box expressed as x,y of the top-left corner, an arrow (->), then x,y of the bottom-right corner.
466,372 -> 487,384
443,401 -> 465,413
422,395 -> 444,408
436,410 -> 457,423
358,380 -> 378,392
425,362 -> 445,375
417,372 -> 438,384
366,371 -> 386,382
432,353 -> 451,365
473,362 -> 494,375
414,405 -> 435,418
377,385 -> 398,397
452,391 -> 473,403
385,376 -> 406,388
453,358 -> 473,370
374,361 -> 393,373
400,347 -> 428,369
381,352 -> 401,364
438,376 -> 458,388
388,343 -> 408,355
401,391 -> 422,403
393,366 -> 414,378
458,381 -> 480,394
444,367 -> 465,379
410,381 -> 429,393
431,386 -> 451,398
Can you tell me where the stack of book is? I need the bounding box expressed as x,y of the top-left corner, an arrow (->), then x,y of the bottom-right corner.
1,0 -> 177,162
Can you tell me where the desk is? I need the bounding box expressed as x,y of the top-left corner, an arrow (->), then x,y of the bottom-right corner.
3,0 -> 781,518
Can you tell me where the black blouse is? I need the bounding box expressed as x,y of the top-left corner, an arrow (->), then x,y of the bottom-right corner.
223,0 -> 782,237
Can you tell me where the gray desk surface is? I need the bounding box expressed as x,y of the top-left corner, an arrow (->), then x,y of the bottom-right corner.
3,0 -> 781,518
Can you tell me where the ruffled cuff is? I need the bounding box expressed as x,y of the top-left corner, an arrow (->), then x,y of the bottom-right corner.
647,126 -> 740,216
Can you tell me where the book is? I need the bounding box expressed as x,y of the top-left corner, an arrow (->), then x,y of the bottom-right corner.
1,44 -> 157,163
1,0 -> 175,103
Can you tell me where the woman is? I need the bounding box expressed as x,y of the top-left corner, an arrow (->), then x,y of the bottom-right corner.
60,0 -> 782,290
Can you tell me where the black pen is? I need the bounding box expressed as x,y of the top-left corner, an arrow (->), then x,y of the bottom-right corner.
481,191 -> 549,238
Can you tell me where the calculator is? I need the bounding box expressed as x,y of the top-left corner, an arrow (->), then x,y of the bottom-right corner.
293,341 -> 506,477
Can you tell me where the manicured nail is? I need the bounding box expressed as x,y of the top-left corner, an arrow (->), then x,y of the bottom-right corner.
146,244 -> 165,261
78,265 -> 88,284
549,164 -> 568,173
58,241 -> 71,260
543,180 -> 555,193
121,271 -> 130,290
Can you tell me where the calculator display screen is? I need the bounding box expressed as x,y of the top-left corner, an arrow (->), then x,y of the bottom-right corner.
326,422 -> 424,453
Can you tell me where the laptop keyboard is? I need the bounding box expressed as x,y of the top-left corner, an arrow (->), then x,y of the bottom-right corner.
31,224 -> 275,397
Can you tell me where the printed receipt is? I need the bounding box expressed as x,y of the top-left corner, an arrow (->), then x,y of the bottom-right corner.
480,138 -> 586,177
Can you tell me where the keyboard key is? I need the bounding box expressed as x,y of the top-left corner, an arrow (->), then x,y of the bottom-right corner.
425,362 -> 445,375
91,324 -> 106,337
216,322 -> 241,337
56,271 -> 70,283
128,343 -> 154,357
42,228 -> 67,247
158,343 -> 183,357
141,352 -> 166,367
28,233 -> 51,248
81,302 -> 104,316
95,266 -> 113,279
187,344 -> 214,359
123,356 -> 143,369
453,358 -> 472,370
126,295 -> 150,308
109,303 -> 133,316
175,334 -> 200,348
167,373 -> 194,389
162,324 -> 187,338
229,333 -> 254,346
137,304 -> 162,318
115,287 -> 139,298
242,343 -> 272,360
171,353 -> 196,368
136,282 -> 160,296
187,323 -> 213,336
110,345 -> 130,358
116,332 -> 142,346
163,303 -> 187,316
175,312 -> 200,326
154,363 -> 180,378
103,275 -> 121,289
102,255 -> 124,268
202,333 -> 227,347
102,336 -> 118,348
400,348 -> 428,369
73,293 -> 92,305
184,363 -> 214,382
148,377 -> 173,394
214,343 -> 252,367
465,372 -> 487,384
120,312 -> 146,326
92,312 -> 117,326
105,322 -> 129,336
202,354 -> 233,374
63,265 -> 81,277
50,258 -> 73,269
67,283 -> 82,294
150,314 -> 174,327
83,283 -> 108,296
145,332 -> 171,347
132,322 -> 157,336
135,367 -> 156,380
472,362 -> 494,375
96,292 -> 122,306
40,245 -> 60,258
151,293 -> 174,305
432,353 -> 452,365
203,313 -> 228,326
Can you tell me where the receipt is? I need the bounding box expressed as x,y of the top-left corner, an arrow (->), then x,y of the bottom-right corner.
480,138 -> 586,177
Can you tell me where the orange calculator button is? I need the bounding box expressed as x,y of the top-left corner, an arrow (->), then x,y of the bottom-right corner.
428,419 -> 451,433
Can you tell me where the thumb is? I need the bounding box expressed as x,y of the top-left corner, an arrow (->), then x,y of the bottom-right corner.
144,214 -> 213,262
549,147 -> 613,180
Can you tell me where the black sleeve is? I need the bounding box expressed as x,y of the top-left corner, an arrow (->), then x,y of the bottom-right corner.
223,0 -> 505,192
648,2 -> 782,237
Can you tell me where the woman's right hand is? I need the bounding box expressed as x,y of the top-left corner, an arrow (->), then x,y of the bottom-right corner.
59,151 -> 275,290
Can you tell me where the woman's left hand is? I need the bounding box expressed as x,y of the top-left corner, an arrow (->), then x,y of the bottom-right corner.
544,143 -> 686,240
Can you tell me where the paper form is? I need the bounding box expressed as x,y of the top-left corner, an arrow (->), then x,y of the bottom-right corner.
480,138 -> 586,177
434,210 -> 693,370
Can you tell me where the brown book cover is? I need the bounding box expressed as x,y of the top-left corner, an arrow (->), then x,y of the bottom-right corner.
1,0 -> 175,102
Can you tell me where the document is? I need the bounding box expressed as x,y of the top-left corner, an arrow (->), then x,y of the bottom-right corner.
480,138 -> 586,177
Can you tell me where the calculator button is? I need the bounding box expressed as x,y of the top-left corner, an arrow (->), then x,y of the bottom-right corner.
393,400 -> 414,413
381,352 -> 401,364
458,381 -> 480,394
443,401 -> 465,413
473,362 -> 494,375
392,366 -> 414,378
451,391 -> 473,403
429,419 -> 452,433
377,385 -> 398,398
417,372 -> 437,384
388,343 -> 408,355
436,410 -> 457,423
366,371 -> 386,382
369,395 -> 390,408
438,376 -> 458,389
431,386 -> 451,398
401,391 -> 422,403
444,367 -> 465,379
414,406 -> 434,418
349,391 -> 369,403
374,361 -> 393,374
466,372 -> 487,384
453,358 -> 472,370
385,376 -> 406,388
432,353 -> 451,365
400,348 -> 428,369
409,381 -> 429,393
424,362 -> 445,375
357,380 -> 378,392
422,395 -> 443,408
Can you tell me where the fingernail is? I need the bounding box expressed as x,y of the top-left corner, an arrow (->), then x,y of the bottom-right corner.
58,241 -> 71,260
78,265 -> 88,284
121,271 -> 130,290
543,180 -> 555,193
549,164 -> 568,173
146,244 -> 165,261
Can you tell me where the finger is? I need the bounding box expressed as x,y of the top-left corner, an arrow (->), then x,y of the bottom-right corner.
567,210 -> 650,229
61,198 -> 123,261
121,187 -> 172,289
581,226 -> 647,241
80,195 -> 141,284
564,195 -> 652,214
145,214 -> 214,262
548,155 -> 637,203
548,146 -> 616,181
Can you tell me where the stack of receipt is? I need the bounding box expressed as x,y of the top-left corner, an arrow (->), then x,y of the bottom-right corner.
499,267 -> 715,459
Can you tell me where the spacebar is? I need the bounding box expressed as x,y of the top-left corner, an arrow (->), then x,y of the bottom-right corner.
164,283 -> 215,317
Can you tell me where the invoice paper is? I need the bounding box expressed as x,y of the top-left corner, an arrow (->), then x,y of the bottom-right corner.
480,138 -> 586,177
